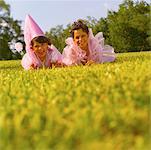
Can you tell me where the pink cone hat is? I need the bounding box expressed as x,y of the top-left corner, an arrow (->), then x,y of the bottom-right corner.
22,14 -> 45,68
24,14 -> 44,53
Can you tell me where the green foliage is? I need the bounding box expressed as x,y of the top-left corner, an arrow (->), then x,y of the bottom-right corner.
45,0 -> 150,53
107,0 -> 150,52
0,52 -> 150,149
46,24 -> 71,52
0,0 -> 10,14
0,0 -> 23,60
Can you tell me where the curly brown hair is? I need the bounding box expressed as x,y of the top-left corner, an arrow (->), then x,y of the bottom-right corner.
70,20 -> 89,38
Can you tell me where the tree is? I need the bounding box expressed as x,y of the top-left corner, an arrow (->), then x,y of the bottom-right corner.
0,0 -> 23,60
107,0 -> 150,52
46,0 -> 150,53
94,18 -> 110,44
46,24 -> 71,52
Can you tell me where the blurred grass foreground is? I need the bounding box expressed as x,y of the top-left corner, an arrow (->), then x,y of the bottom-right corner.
0,52 -> 150,150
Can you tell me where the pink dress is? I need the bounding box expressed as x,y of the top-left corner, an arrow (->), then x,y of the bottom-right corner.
62,28 -> 115,65
21,14 -> 62,70
21,45 -> 62,70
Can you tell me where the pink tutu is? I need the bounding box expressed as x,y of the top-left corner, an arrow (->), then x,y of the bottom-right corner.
62,28 -> 115,65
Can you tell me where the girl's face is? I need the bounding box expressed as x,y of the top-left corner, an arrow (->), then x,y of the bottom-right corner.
73,29 -> 89,51
32,41 -> 48,60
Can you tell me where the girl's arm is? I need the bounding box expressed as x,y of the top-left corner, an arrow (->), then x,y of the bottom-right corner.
21,53 -> 39,70
21,53 -> 33,70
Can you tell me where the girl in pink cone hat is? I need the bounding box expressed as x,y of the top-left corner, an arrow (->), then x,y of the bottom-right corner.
62,20 -> 116,66
21,15 -> 62,70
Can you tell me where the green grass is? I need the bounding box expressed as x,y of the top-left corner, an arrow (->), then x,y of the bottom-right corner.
0,52 -> 150,150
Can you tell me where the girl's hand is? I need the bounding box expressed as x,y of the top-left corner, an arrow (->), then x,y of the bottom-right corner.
30,64 -> 37,69
51,62 -> 65,68
81,56 -> 88,65
86,60 -> 95,65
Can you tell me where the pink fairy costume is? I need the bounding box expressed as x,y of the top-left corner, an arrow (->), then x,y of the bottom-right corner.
62,28 -> 115,65
21,15 -> 62,70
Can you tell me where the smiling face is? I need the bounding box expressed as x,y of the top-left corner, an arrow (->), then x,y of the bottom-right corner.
73,29 -> 89,51
32,41 -> 48,61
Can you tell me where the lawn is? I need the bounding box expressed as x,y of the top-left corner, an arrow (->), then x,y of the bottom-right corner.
0,52 -> 150,150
